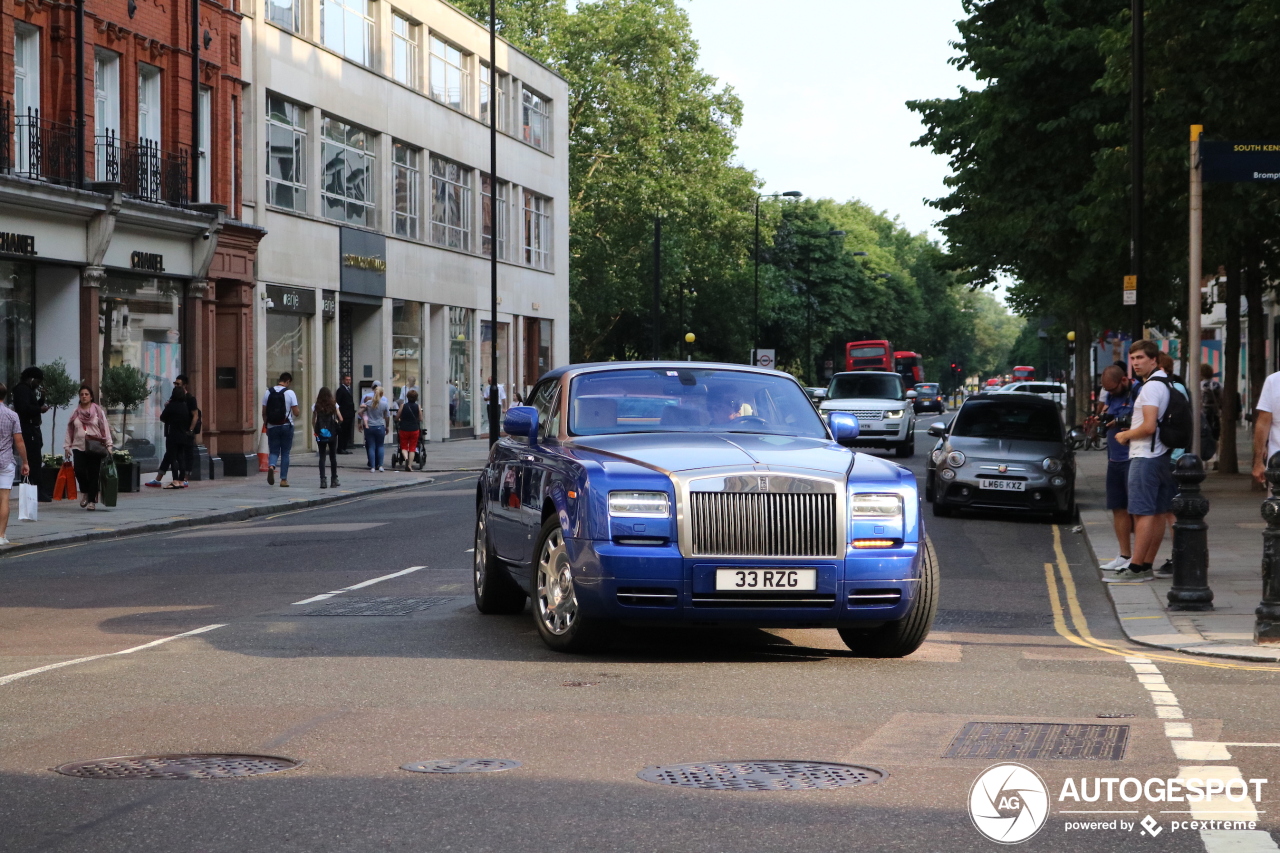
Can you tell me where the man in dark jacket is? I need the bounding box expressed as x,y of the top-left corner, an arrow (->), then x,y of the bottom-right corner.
11,366 -> 46,467
336,375 -> 356,454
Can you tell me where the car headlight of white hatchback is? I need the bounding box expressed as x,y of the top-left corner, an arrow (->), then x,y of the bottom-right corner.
850,493 -> 903,519
608,491 -> 671,518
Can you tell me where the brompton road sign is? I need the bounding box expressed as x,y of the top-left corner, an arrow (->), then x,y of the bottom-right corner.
1200,141 -> 1280,183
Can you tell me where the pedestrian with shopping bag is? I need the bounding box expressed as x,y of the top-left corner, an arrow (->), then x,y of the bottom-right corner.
160,386 -> 195,488
63,385 -> 112,511
52,461 -> 77,501
0,382 -> 32,543
312,387 -> 342,489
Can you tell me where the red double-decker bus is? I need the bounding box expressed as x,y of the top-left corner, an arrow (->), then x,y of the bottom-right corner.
845,340 -> 893,372
895,351 -> 923,384
1012,365 -> 1036,381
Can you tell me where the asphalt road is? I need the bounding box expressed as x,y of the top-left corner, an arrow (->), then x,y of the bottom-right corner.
2,423 -> 1278,853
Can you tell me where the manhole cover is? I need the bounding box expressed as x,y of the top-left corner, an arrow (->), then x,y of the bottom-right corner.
303,596 -> 455,616
401,758 -> 521,774
54,754 -> 301,780
944,722 -> 1129,760
637,761 -> 885,791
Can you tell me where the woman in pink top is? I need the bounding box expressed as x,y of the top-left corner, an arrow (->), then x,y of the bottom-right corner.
63,385 -> 113,510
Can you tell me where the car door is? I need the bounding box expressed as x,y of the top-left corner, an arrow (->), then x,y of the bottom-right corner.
488,448 -> 524,560
515,381 -> 562,562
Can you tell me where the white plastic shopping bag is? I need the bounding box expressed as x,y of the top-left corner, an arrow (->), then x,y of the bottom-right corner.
18,478 -> 38,521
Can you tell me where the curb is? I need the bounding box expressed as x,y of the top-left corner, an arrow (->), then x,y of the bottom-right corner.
1077,501 -> 1280,664
0,477 -> 437,558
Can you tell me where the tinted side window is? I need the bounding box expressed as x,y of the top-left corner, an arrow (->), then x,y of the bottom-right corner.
533,381 -> 561,441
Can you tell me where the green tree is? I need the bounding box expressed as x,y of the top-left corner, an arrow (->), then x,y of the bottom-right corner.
99,365 -> 151,443
37,358 -> 78,438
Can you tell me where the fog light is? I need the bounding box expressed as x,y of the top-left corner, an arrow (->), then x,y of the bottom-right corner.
853,539 -> 895,549
939,469 -> 956,481
1032,492 -> 1043,501
1051,475 -> 1066,487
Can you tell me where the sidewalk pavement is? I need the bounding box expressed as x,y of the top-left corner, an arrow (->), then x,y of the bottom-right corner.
331,434 -> 493,472
0,438 -> 491,557
1075,427 -> 1280,662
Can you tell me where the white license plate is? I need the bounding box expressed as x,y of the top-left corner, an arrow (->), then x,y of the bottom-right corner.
715,568 -> 817,591
980,479 -> 1026,491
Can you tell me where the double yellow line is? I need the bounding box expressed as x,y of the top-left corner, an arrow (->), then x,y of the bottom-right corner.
1043,525 -> 1280,672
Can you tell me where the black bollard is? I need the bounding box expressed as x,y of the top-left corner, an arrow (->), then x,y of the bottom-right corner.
1167,453 -> 1214,611
1255,452 -> 1280,643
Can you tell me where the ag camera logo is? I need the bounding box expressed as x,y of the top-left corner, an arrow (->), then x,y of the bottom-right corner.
969,763 -> 1050,844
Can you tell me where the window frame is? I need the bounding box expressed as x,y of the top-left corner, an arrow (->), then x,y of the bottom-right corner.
521,86 -> 550,151
321,0 -> 374,67
481,174 -> 508,260
320,114 -> 376,227
393,141 -> 421,239
429,34 -> 469,113
429,154 -> 472,251
265,93 -> 308,212
391,11 -> 419,88
266,0 -> 303,35
522,189 -> 551,270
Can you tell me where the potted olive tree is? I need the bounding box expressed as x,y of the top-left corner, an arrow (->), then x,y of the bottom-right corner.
99,365 -> 152,492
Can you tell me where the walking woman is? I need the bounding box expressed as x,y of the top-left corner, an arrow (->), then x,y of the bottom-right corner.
63,385 -> 113,511
159,386 -> 194,488
313,387 -> 343,489
397,389 -> 422,471
362,385 -> 390,472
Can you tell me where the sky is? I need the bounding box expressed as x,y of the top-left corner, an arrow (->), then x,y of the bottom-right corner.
676,0 -> 977,246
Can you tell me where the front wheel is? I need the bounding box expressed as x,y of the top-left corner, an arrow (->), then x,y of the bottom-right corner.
532,516 -> 609,653
924,472 -> 935,503
895,432 -> 916,459
839,539 -> 939,658
473,509 -> 526,614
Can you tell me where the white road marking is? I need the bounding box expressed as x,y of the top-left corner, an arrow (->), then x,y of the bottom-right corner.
175,523 -> 386,538
292,566 -> 428,605
0,624 -> 225,687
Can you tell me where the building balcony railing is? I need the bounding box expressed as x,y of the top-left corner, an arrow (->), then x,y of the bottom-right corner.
1,102 -> 81,186
96,131 -> 189,206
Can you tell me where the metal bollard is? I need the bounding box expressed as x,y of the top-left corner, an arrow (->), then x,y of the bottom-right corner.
1168,453 -> 1214,611
1255,452 -> 1280,643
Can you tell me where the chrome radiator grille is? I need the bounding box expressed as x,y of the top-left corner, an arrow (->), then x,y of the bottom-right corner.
689,492 -> 839,557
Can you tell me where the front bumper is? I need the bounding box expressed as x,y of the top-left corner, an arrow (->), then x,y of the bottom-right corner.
936,469 -> 1072,512
562,538 -> 922,627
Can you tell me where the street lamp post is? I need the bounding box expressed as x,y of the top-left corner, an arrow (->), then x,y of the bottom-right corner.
804,229 -> 846,386
754,191 -> 802,364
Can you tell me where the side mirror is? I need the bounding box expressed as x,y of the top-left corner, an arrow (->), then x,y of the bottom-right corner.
503,406 -> 539,442
905,390 -> 918,399
927,421 -> 946,438
828,412 -> 860,446
812,388 -> 828,400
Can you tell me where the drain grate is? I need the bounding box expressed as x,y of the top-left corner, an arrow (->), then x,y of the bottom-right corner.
944,722 -> 1129,760
303,596 -> 455,616
54,754 -> 300,780
637,761 -> 885,792
401,758 -> 521,774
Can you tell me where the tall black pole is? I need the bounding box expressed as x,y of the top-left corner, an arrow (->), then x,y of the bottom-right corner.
753,197 -> 760,364
1130,0 -> 1144,342
192,0 -> 200,201
75,0 -> 85,186
652,216 -> 661,359
487,0 -> 499,446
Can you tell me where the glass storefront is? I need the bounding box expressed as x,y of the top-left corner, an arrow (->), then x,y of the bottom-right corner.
392,300 -> 423,406
0,261 -> 35,388
266,310 -> 312,445
479,319 -> 508,432
99,275 -> 184,460
448,306 -> 473,435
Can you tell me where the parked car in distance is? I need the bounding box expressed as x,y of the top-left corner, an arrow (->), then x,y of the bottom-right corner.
993,381 -> 1067,410
475,362 -> 937,658
805,386 -> 828,408
913,383 -> 945,414
819,371 -> 917,458
983,378 -> 1003,390
925,394 -> 1081,523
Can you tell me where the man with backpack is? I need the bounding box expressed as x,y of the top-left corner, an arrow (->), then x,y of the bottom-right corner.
261,372 -> 300,487
1109,340 -> 1192,583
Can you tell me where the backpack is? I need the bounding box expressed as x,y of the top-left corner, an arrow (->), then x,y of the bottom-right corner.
265,387 -> 289,426
314,409 -> 338,440
1147,376 -> 1193,453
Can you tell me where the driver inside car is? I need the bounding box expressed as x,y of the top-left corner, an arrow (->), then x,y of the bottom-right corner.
707,387 -> 755,425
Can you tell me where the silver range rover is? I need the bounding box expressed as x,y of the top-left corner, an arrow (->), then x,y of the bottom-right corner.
819,371 -> 917,458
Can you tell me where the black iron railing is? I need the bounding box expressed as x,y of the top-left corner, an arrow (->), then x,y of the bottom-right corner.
98,132 -> 189,205
2,102 -> 80,185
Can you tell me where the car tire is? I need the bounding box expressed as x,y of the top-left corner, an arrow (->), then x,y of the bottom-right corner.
839,538 -> 939,658
924,472 -> 935,503
895,432 -> 915,458
473,509 -> 527,615
1052,491 -> 1077,524
531,516 -> 609,653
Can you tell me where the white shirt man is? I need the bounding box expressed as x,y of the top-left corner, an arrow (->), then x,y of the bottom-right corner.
1253,371 -> 1280,483
1127,369 -> 1170,458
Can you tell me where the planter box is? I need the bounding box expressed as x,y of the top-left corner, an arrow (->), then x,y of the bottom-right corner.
38,466 -> 58,502
117,462 -> 141,493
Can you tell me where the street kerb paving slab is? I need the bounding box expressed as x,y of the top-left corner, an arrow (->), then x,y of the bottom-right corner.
0,463 -> 443,557
1074,439 -> 1280,662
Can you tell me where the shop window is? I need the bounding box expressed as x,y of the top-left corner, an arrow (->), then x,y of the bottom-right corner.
521,87 -> 549,151
0,262 -> 35,391
265,309 -> 312,441
523,190 -> 551,270
266,95 -> 307,211
392,300 -> 423,409
479,319 -> 509,434
430,155 -> 471,251
99,276 -> 183,460
481,175 -> 507,260
429,35 -> 468,112
393,142 -> 420,239
448,307 -> 473,433
321,115 -> 375,227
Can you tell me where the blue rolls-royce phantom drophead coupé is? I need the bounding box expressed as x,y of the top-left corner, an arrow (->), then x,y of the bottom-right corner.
474,362 -> 937,655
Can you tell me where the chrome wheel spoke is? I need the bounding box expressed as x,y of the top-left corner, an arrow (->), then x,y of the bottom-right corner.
536,528 -> 576,636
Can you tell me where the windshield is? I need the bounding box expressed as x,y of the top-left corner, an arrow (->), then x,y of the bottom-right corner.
916,384 -> 939,394
568,368 -> 828,438
827,373 -> 905,401
849,346 -> 886,358
951,399 -> 1063,441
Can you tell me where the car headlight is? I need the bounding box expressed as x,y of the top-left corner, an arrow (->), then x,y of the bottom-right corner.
850,493 -> 903,519
884,409 -> 905,419
608,491 -> 671,518
939,468 -> 956,480
1042,457 -> 1062,473
931,449 -> 944,464
946,450 -> 966,467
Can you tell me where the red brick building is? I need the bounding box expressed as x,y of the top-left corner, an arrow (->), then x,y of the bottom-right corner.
1,0 -> 263,475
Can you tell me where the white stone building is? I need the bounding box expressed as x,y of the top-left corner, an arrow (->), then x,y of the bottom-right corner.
240,0 -> 568,443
